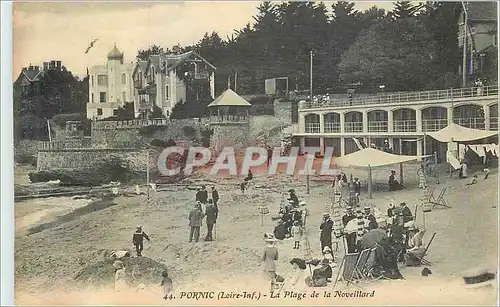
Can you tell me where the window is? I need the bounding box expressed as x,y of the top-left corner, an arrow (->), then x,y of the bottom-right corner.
97,108 -> 103,116
122,91 -> 126,102
113,109 -> 118,116
166,110 -> 170,117
165,85 -> 170,100
100,92 -> 106,103
91,76 -> 94,86
91,93 -> 94,103
97,75 -> 107,86
121,73 -> 126,84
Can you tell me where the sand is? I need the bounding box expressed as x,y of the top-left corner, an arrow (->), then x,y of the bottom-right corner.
13,163 -> 499,305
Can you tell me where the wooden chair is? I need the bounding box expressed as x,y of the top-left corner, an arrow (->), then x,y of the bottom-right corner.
412,232 -> 436,266
421,186 -> 436,204
332,252 -> 363,289
353,249 -> 371,279
432,188 -> 451,209
362,246 -> 385,282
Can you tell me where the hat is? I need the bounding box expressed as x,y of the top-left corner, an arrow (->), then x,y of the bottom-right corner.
384,139 -> 389,143
299,202 -> 306,206
346,206 -> 353,210
290,258 -> 307,270
400,202 -> 407,207
136,225 -> 142,230
113,260 -> 124,270
264,233 -> 278,242
323,246 -> 332,253
323,212 -> 330,217
288,189 -> 295,193
364,206 -> 371,212
388,203 -> 395,208
293,220 -> 300,226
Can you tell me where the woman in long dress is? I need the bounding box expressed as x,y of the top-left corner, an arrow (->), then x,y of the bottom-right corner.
287,258 -> 307,292
261,234 -> 279,292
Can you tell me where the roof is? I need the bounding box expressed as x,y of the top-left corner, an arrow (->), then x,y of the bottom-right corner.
207,89 -> 252,107
334,148 -> 430,168
466,2 -> 497,21
20,68 -> 43,82
427,123 -> 498,143
107,44 -> 124,60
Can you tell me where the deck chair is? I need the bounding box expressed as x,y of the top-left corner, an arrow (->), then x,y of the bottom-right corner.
431,188 -> 451,209
421,186 -> 436,204
332,252 -> 363,290
412,232 -> 436,266
353,249 -> 371,280
362,246 -> 385,283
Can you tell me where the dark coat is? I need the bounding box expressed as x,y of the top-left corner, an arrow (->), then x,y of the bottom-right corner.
342,214 -> 356,227
188,208 -> 204,227
366,214 -> 378,230
205,204 -> 218,224
401,206 -> 413,223
320,219 -> 334,242
212,189 -> 219,202
353,181 -> 361,194
133,231 -> 150,245
289,193 -> 299,206
274,224 -> 287,240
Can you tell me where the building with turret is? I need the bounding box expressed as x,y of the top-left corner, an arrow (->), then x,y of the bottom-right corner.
86,44 -> 135,119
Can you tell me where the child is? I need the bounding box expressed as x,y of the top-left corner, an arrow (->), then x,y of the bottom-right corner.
291,221 -> 303,249
161,270 -> 173,300
133,225 -> 150,257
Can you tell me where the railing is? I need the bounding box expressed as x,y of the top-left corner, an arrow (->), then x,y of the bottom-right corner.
38,138 -> 92,150
134,79 -> 143,89
305,123 -> 320,133
393,120 -> 417,132
324,122 -> 341,133
209,115 -> 249,123
92,118 -> 171,130
422,119 -> 448,132
194,71 -> 210,79
367,121 -> 388,132
491,117 -> 498,130
299,85 -> 498,109
453,117 -> 486,130
345,122 -> 363,133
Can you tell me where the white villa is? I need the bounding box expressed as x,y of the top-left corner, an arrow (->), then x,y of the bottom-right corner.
87,45 -> 135,119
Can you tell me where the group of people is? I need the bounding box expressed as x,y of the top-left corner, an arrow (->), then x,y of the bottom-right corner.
273,189 -> 307,244
190,185 -> 220,242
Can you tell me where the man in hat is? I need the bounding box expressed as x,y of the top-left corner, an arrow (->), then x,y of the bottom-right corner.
188,202 -> 204,243
195,187 -> 203,203
199,186 -> 208,204
352,178 -> 361,201
132,225 -> 150,257
363,207 -> 378,230
300,202 -> 309,226
204,199 -> 218,241
342,206 -> 357,253
211,186 -> 219,206
400,202 -> 413,224
288,189 -> 299,207
320,212 -> 334,253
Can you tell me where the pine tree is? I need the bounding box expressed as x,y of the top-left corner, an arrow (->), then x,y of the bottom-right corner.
390,1 -> 424,20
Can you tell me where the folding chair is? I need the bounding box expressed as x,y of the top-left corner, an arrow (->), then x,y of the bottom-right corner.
362,246 -> 385,283
332,252 -> 364,290
431,188 -> 451,209
421,186 -> 436,204
353,249 -> 371,280
412,232 -> 436,266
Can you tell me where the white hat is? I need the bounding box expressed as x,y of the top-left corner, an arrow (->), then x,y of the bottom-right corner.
323,246 -> 332,253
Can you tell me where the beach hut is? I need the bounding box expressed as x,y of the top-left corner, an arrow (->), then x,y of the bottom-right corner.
334,148 -> 430,198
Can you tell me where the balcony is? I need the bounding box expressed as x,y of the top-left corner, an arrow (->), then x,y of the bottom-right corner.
367,121 -> 388,132
393,120 -> 417,132
345,122 -> 363,133
194,71 -> 210,79
454,117 -> 485,130
134,79 -> 143,89
304,123 -> 320,133
92,118 -> 170,130
146,75 -> 155,85
324,122 -> 341,133
491,117 -> 498,131
422,119 -> 448,132
299,84 -> 499,109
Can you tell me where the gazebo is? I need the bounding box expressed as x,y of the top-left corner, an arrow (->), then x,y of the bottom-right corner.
207,89 -> 251,124
334,148 -> 430,198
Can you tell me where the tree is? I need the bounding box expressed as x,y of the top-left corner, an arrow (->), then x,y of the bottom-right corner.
137,44 -> 165,60
338,18 -> 438,91
390,1 -> 424,20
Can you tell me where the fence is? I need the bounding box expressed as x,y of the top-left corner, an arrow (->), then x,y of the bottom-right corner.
299,85 -> 498,109
92,118 -> 171,130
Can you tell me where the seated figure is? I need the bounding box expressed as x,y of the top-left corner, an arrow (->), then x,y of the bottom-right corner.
405,228 -> 426,267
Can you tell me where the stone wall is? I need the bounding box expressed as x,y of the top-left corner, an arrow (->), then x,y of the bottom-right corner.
15,140 -> 44,158
210,123 -> 250,152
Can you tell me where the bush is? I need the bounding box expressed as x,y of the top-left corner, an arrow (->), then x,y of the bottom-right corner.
51,113 -> 91,135
15,154 -> 37,166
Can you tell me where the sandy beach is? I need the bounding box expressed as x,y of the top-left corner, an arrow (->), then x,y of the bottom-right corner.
13,164 -> 498,305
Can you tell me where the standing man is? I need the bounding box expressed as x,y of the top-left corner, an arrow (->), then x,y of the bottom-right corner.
200,186 -> 208,204
352,178 -> 361,203
211,186 -> 219,207
204,199 -> 218,241
320,212 -> 334,253
132,225 -> 150,257
267,147 -> 273,167
188,202 -> 204,243
195,187 -> 203,203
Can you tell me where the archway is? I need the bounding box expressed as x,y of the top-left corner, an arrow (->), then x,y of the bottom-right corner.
367,110 -> 388,132
490,104 -> 498,131
304,113 -> 320,133
421,106 -> 448,132
393,108 -> 416,132
324,113 -> 340,133
453,104 -> 485,129
344,111 -> 363,133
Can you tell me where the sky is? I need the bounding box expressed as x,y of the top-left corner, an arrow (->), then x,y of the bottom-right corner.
13,1 -> 395,79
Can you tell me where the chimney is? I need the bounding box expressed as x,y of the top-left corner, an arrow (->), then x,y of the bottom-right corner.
28,65 -> 33,70
43,62 -> 49,70
56,61 -> 61,70
34,66 -> 40,72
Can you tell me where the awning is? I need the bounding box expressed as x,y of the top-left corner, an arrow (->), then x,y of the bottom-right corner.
427,123 -> 498,143
334,148 -> 430,168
